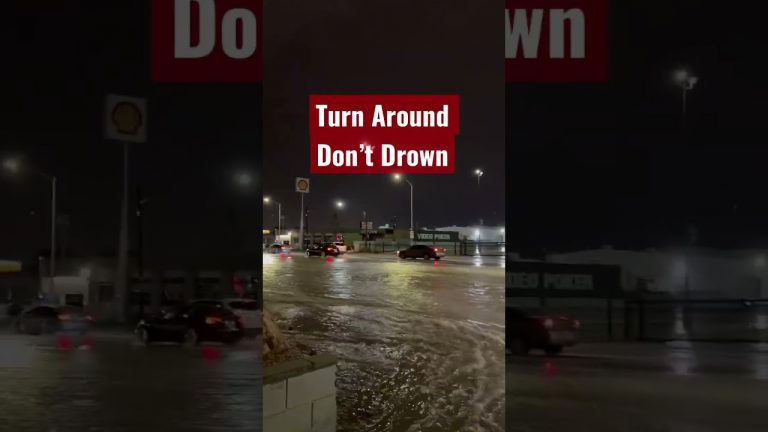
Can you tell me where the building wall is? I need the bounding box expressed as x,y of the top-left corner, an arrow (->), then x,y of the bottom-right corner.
550,249 -> 768,298
264,355 -> 337,432
435,225 -> 505,242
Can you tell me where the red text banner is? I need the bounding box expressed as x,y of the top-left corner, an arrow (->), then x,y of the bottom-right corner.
505,0 -> 608,82
152,0 -> 263,82
309,95 -> 460,174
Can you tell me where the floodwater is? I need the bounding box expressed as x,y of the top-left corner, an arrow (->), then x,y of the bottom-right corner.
507,342 -> 768,432
263,253 -> 506,432
0,331 -> 261,431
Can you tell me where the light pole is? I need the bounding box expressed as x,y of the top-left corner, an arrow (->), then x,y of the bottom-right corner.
393,174 -> 414,242
674,69 -> 698,127
2,157 -> 57,295
335,200 -> 344,234
475,169 -> 484,186
263,196 -> 282,239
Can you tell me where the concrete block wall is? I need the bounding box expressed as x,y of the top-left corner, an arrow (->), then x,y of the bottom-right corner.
264,354 -> 337,432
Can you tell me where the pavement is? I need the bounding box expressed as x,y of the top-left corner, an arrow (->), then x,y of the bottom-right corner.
0,327 -> 262,431
264,251 -> 506,432
507,342 -> 768,432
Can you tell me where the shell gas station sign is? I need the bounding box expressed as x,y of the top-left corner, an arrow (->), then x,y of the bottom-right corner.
0,260 -> 22,273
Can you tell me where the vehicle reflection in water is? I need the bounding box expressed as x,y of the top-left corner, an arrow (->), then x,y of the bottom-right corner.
0,334 -> 261,431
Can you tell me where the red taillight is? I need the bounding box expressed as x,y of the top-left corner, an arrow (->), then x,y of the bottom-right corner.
572,320 -> 581,329
205,316 -> 224,325
542,318 -> 554,329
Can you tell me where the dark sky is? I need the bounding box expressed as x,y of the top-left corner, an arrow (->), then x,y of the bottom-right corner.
507,0 -> 768,252
1,1 -> 262,267
262,0 -> 505,231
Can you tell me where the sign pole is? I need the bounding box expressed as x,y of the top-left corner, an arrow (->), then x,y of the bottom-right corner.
299,193 -> 304,248
116,141 -> 129,323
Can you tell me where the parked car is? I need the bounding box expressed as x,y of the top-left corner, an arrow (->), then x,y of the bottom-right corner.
15,304 -> 93,335
506,308 -> 580,356
397,244 -> 445,260
191,298 -> 261,335
267,243 -> 286,254
306,243 -> 340,257
135,303 -> 244,346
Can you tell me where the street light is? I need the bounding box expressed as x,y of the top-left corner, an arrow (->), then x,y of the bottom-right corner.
393,174 -> 414,242
1,157 -> 57,292
336,201 -> 345,209
674,69 -> 698,118
475,169 -> 484,185
235,172 -> 253,187
263,196 -> 282,238
2,158 -> 20,174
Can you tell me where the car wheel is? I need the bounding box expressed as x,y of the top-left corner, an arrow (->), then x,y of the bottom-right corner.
508,337 -> 529,356
544,345 -> 563,356
15,319 -> 24,334
435,257 -> 441,261
423,254 -> 431,260
321,252 -> 326,258
184,328 -> 199,346
137,328 -> 152,346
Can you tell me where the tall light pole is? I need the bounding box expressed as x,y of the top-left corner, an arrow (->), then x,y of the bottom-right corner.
393,174 -> 414,242
263,196 -> 282,239
335,200 -> 345,234
674,69 -> 698,128
2,157 -> 57,295
475,169 -> 484,186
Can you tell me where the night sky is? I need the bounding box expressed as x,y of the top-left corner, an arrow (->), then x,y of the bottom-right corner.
1,1 -> 262,267
262,0 -> 505,232
507,0 -> 768,252
2,0 -> 766,265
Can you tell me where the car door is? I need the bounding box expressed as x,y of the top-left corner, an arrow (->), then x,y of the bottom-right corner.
22,306 -> 57,333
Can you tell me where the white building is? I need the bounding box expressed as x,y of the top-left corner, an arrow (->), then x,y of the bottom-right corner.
549,247 -> 768,298
434,225 -> 506,242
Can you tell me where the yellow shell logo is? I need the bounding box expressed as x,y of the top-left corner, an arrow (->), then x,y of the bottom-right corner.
297,179 -> 309,191
112,102 -> 143,135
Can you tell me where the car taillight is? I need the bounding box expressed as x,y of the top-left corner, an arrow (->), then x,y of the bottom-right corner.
205,316 -> 224,325
542,318 -> 554,329
572,319 -> 581,329
434,248 -> 438,252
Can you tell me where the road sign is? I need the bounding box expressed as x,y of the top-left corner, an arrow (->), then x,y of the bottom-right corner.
367,221 -> 373,230
296,177 -> 310,193
105,94 -> 147,143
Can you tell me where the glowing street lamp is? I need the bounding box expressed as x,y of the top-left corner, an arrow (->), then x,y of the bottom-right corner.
674,69 -> 698,118
475,169 -> 484,185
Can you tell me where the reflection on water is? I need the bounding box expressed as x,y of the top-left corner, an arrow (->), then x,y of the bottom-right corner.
264,254 -> 505,431
0,336 -> 261,431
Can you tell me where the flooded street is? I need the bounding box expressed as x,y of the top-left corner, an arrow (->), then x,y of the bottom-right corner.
263,253 -> 505,432
507,343 -> 768,432
0,330 -> 261,431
